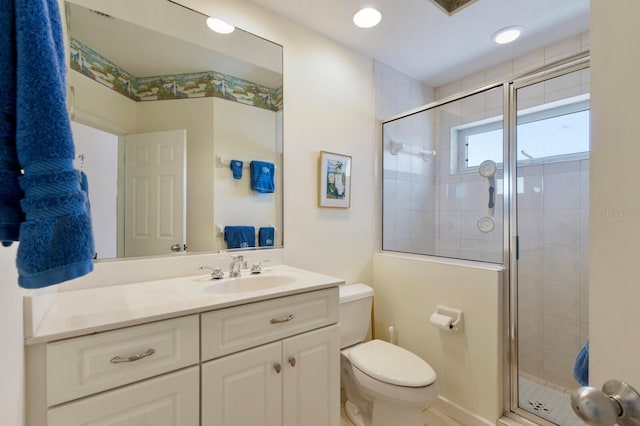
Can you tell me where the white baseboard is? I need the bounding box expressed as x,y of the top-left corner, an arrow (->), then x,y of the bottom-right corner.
432,396 -> 496,426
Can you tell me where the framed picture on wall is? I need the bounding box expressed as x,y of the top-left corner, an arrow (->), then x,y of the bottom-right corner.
319,151 -> 351,208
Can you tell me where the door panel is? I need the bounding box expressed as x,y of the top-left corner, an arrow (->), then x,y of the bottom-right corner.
124,129 -> 186,257
201,342 -> 282,426
282,325 -> 340,426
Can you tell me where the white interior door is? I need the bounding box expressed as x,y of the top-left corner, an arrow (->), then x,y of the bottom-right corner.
124,129 -> 186,257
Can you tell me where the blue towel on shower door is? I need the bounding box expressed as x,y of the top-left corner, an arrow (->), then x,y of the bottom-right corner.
224,226 -> 255,249
0,0 -> 95,288
573,341 -> 589,386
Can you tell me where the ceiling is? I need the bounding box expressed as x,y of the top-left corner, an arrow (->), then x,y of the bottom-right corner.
66,0 -> 282,88
245,0 -> 590,87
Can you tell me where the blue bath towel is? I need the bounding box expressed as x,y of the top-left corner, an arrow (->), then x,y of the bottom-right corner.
259,227 -> 275,247
573,341 -> 589,386
250,161 -> 275,193
230,160 -> 243,179
224,226 -> 255,249
0,0 -> 94,288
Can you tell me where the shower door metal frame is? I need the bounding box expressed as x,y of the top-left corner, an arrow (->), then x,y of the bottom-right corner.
503,52 -> 590,426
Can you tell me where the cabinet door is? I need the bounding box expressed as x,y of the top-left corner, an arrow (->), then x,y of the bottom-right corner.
47,366 -> 199,426
282,325 -> 340,426
202,342 -> 282,426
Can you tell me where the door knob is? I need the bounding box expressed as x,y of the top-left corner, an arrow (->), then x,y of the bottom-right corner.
571,380 -> 640,426
170,244 -> 187,252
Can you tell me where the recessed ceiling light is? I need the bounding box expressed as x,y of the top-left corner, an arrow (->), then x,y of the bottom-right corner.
353,8 -> 382,28
492,26 -> 523,44
206,17 -> 235,34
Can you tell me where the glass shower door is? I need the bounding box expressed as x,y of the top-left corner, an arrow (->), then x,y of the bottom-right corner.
514,67 -> 590,425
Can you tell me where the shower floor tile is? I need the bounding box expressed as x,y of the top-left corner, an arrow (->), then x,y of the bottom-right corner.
518,375 -> 586,426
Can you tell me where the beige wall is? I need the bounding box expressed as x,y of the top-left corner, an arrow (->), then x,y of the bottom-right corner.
0,245 -> 23,426
212,99 -> 279,250
590,0 -> 640,388
179,0 -> 377,284
373,253 -> 503,425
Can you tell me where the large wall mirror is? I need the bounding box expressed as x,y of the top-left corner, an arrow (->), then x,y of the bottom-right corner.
65,0 -> 283,260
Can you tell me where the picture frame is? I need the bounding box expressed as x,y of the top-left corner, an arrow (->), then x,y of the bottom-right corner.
318,151 -> 352,208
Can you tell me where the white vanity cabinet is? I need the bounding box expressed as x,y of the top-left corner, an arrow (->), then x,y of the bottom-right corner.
200,288 -> 340,426
202,325 -> 340,426
26,284 -> 340,426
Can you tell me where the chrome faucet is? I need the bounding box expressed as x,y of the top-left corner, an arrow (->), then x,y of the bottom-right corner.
229,255 -> 247,277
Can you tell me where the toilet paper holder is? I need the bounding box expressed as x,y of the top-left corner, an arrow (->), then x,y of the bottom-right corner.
431,305 -> 464,331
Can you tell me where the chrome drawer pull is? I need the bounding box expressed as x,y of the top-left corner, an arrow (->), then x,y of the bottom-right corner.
110,348 -> 156,364
270,314 -> 295,324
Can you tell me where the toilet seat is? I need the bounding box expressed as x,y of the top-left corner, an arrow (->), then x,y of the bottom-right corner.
348,340 -> 436,387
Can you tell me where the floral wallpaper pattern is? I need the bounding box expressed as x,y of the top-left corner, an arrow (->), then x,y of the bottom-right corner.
70,38 -> 283,111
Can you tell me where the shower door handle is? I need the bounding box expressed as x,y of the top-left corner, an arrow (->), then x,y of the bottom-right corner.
571,379 -> 640,425
488,186 -> 495,209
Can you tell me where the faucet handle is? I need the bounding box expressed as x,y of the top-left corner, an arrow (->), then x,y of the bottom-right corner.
199,266 -> 224,280
251,262 -> 262,274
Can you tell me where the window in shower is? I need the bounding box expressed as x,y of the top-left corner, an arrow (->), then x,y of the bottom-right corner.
457,96 -> 590,172
382,85 -> 504,264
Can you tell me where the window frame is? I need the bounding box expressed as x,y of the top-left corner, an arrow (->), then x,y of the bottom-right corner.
454,96 -> 590,173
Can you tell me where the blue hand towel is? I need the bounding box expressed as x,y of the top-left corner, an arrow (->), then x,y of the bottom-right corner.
259,227 -> 275,247
250,161 -> 275,193
224,226 -> 255,249
573,341 -> 589,386
230,160 -> 243,179
0,0 -> 94,288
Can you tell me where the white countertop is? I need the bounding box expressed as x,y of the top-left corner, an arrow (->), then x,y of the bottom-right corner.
24,265 -> 343,345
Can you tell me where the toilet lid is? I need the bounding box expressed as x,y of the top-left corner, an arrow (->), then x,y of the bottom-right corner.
349,340 -> 436,388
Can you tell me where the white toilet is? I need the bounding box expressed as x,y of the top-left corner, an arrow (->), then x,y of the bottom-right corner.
339,283 -> 438,426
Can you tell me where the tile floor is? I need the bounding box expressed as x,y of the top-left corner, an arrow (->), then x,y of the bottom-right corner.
340,405 -> 462,426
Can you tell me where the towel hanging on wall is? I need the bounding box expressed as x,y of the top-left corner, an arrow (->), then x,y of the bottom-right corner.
224,226 -> 255,249
250,161 -> 275,193
0,0 -> 94,288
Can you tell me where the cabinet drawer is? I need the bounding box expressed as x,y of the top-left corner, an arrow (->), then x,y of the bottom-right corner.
47,366 -> 199,426
201,287 -> 338,361
47,315 -> 199,406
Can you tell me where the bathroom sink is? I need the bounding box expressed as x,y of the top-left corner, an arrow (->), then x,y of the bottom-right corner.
202,273 -> 297,294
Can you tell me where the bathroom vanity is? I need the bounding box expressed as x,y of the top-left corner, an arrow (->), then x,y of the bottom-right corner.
24,265 -> 342,426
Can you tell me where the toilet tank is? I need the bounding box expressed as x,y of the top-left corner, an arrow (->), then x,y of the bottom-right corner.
339,283 -> 374,349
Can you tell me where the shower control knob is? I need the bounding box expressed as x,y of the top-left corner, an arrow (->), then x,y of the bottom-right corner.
571,380 -> 640,426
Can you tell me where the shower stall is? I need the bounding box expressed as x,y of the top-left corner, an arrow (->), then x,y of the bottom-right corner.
381,54 -> 590,425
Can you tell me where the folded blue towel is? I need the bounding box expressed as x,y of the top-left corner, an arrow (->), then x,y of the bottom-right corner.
224,226 -> 255,249
230,160 -> 243,179
0,0 -> 94,288
259,227 -> 275,247
573,341 -> 589,386
250,161 -> 275,193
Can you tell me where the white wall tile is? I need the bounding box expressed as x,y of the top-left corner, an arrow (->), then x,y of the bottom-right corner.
543,172 -> 582,209
543,209 -> 581,246
543,244 -> 581,284
461,70 -> 486,91
486,61 -> 513,83
518,209 -> 544,244
513,49 -> 545,74
519,274 -> 544,313
545,35 -> 582,63
439,211 -> 461,239
544,280 -> 581,321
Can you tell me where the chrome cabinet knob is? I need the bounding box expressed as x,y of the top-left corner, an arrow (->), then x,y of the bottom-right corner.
274,363 -> 282,374
288,357 -> 296,367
